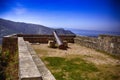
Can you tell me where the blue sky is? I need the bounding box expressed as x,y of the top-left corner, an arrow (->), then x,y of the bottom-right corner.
0,0 -> 120,32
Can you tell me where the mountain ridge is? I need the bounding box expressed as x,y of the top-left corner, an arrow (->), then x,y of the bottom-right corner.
0,18 -> 75,44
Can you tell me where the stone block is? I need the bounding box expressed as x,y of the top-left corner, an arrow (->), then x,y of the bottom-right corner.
48,40 -> 55,48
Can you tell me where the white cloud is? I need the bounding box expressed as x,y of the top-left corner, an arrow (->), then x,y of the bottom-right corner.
14,7 -> 26,15
13,2 -> 27,15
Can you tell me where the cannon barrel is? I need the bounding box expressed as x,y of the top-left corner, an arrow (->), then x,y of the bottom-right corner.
53,31 -> 65,49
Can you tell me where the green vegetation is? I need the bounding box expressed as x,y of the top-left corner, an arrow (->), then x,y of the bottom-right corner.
42,57 -> 99,80
42,57 -> 120,80
0,46 -> 18,80
5,52 -> 18,80
0,46 -> 5,79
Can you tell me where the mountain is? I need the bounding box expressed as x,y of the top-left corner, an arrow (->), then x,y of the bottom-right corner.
0,18 -> 75,44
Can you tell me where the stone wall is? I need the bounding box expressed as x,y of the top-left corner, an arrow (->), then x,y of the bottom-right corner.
74,36 -> 98,49
74,35 -> 120,55
2,34 -> 120,55
2,34 -> 18,55
17,34 -> 75,43
98,35 -> 120,54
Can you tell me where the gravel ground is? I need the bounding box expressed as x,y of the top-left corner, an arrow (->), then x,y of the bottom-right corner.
32,43 -> 120,65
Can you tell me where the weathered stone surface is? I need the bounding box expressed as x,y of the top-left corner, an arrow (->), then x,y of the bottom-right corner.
2,35 -> 18,55
26,41 -> 56,80
74,36 -> 97,49
17,34 -> 75,43
74,35 -> 120,55
18,37 -> 42,80
48,40 -> 55,48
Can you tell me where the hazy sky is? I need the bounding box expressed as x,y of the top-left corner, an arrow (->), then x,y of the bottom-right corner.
0,0 -> 120,32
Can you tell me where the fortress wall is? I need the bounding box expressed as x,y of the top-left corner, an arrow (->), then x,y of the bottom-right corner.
2,35 -> 18,55
2,34 -> 120,55
17,34 -> 75,43
74,35 -> 120,55
74,36 -> 98,49
98,35 -> 120,54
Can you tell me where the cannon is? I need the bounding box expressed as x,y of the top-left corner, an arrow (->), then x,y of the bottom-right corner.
53,31 -> 66,49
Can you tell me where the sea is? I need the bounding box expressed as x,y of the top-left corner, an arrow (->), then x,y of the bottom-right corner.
66,29 -> 120,37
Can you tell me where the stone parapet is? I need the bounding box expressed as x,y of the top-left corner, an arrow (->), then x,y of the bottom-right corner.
2,35 -> 18,55
74,35 -> 120,55
74,36 -> 98,49
26,41 -> 56,80
17,34 -> 75,43
18,37 -> 42,80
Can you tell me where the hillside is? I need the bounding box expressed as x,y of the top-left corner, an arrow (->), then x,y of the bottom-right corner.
0,18 -> 75,44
